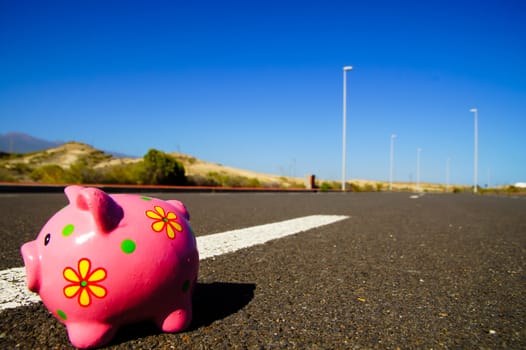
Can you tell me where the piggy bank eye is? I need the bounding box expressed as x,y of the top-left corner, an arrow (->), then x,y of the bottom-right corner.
44,233 -> 51,246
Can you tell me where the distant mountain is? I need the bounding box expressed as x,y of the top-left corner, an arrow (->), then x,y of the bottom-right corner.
0,132 -> 64,154
0,132 -> 133,158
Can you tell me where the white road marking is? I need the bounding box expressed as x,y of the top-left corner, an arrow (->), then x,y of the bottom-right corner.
0,215 -> 348,311
197,215 -> 348,260
0,267 -> 39,310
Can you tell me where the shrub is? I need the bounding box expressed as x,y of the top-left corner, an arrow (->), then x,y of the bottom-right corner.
204,171 -> 224,186
187,174 -> 219,187
350,182 -> 362,192
185,175 -> 205,186
319,181 -> 340,191
30,165 -> 68,183
246,177 -> 261,188
320,182 -> 332,192
97,162 -> 144,184
0,168 -> 16,182
140,149 -> 186,185
0,152 -> 19,160
10,162 -> 32,176
65,159 -> 100,184
192,172 -> 264,188
85,150 -> 112,164
362,183 -> 374,192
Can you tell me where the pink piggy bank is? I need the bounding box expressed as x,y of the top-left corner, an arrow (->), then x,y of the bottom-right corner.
21,185 -> 199,348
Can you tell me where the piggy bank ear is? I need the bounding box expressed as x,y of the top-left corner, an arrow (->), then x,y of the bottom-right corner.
64,185 -> 124,233
64,185 -> 83,202
167,200 -> 190,221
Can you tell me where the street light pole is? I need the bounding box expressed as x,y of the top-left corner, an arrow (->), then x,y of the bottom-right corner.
341,66 -> 353,191
389,134 -> 396,191
470,108 -> 478,193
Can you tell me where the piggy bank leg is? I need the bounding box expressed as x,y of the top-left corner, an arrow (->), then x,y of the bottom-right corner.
156,306 -> 192,333
66,322 -> 116,349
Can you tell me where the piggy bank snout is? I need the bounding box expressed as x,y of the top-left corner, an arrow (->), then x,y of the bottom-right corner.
21,241 -> 41,292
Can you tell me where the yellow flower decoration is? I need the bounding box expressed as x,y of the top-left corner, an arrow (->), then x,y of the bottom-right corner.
63,258 -> 107,307
146,205 -> 182,239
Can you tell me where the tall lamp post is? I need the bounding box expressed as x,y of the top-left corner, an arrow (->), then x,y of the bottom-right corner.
389,134 -> 397,191
341,65 -> 353,191
470,108 -> 478,193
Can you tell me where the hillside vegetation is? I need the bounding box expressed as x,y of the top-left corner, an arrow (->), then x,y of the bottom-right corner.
0,142 -> 304,188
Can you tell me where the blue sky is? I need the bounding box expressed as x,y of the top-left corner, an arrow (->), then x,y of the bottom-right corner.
1,0 -> 525,186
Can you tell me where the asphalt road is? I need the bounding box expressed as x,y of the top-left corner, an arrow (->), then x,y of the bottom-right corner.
1,191 -> 525,349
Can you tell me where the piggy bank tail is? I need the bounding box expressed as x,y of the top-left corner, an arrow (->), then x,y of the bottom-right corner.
167,200 -> 190,221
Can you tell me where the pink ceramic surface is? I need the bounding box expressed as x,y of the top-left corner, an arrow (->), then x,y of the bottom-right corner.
21,185 -> 199,348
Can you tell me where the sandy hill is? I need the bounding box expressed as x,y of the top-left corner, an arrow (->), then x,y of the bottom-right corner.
0,142 -> 305,187
12,142 -> 111,168
167,152 -> 303,186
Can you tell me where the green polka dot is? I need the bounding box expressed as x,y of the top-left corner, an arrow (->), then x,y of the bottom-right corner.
62,224 -> 75,237
141,197 -> 152,201
121,239 -> 136,254
182,280 -> 190,293
57,309 -> 67,320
